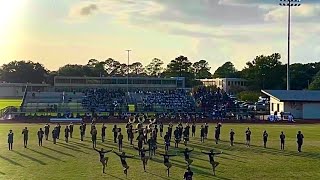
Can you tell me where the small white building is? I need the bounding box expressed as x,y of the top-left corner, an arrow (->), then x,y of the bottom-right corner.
199,78 -> 247,93
262,90 -> 320,120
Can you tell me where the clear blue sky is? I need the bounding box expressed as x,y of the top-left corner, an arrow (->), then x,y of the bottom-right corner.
0,0 -> 319,72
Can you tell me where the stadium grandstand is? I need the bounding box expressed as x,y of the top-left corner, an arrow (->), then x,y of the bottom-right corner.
0,76 -> 246,121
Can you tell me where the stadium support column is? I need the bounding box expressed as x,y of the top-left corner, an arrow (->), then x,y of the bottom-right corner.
279,0 -> 301,90
126,50 -> 131,95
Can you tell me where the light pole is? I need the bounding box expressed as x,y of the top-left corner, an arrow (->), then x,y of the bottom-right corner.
126,50 -> 131,94
279,0 -> 301,90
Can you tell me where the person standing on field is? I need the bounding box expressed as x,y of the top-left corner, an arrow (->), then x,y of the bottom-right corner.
101,123 -> 106,142
44,123 -> 50,140
37,128 -> 44,146
22,127 -> 29,148
263,130 -> 268,148
297,131 -> 304,152
280,131 -> 285,150
8,130 -> 14,150
69,122 -> 74,138
230,129 -> 235,146
64,126 -> 70,143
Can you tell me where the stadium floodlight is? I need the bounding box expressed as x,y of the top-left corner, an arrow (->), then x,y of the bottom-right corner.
279,0 -> 301,90
126,50 -> 131,95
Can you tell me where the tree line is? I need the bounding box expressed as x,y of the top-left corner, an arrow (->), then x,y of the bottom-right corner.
1,53 -> 320,90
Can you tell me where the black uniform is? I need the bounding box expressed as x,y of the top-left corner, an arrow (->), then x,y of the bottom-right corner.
101,126 -> 106,142
230,131 -> 235,146
280,133 -> 285,150
191,124 -> 196,137
69,124 -> 74,138
44,125 -> 50,140
297,132 -> 304,152
37,130 -> 44,146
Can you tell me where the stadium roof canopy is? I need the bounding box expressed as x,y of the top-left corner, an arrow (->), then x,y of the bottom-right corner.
262,90 -> 320,102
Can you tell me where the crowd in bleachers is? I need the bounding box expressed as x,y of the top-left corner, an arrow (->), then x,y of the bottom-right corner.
82,89 -> 126,112
141,90 -> 195,112
193,87 -> 235,119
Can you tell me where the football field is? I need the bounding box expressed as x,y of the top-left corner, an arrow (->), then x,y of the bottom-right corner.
0,123 -> 319,180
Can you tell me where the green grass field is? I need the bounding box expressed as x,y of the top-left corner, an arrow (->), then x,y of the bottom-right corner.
0,99 -> 22,109
0,123 -> 319,180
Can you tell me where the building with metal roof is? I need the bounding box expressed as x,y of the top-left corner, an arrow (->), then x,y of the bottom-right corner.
262,90 -> 320,120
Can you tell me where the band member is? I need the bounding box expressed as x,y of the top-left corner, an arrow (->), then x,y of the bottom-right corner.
263,130 -> 268,148
37,128 -> 44,146
126,122 -> 131,141
83,123 -> 87,137
245,127 -> 251,147
64,126 -> 70,143
91,126 -> 98,148
114,151 -> 134,177
297,131 -> 304,152
52,128 -> 57,144
69,122 -> 74,138
147,136 -> 157,159
8,130 -> 14,150
180,147 -> 194,167
112,125 -> 118,143
280,131 -> 285,150
168,122 -> 173,140
80,123 -> 85,141
118,132 -> 124,152
202,149 -> 222,176
159,151 -> 177,177
200,125 -> 205,143
56,123 -> 61,139
44,123 -> 50,140
216,122 -> 222,140
174,127 -> 180,148
191,122 -> 196,137
204,123 -> 209,139
184,167 -> 194,180
137,134 -> 144,155
183,128 -> 189,146
94,148 -> 112,173
164,132 -> 171,151
22,127 -> 29,148
214,126 -> 220,144
230,129 -> 235,146
101,123 -> 106,142
133,146 -> 150,172
159,122 -> 164,137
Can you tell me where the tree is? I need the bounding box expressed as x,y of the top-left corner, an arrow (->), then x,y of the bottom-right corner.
163,56 -> 197,87
240,53 -> 286,90
290,62 -> 320,90
145,58 -> 163,77
213,62 -> 238,78
87,59 -> 106,77
308,71 -> 320,90
0,61 -> 48,83
104,58 -> 121,76
237,91 -> 260,102
57,64 -> 87,76
129,62 -> 144,76
193,60 -> 212,79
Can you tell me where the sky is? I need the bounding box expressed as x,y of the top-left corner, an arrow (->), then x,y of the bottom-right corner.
0,0 -> 319,72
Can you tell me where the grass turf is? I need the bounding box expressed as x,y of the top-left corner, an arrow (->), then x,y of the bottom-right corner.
0,123 -> 319,180
0,99 -> 22,109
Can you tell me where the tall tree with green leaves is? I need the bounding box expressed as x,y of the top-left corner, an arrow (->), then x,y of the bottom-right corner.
213,61 -> 238,78
0,61 -> 48,83
193,60 -> 212,79
129,62 -> 144,76
163,56 -> 200,87
308,71 -> 320,90
145,58 -> 164,77
240,53 -> 286,90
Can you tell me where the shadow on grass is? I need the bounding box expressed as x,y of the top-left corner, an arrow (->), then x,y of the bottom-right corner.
106,174 -> 126,180
12,150 -> 46,165
0,155 -> 24,167
0,172 -> 5,175
151,157 -> 216,178
42,146 -> 75,157
55,142 -> 87,153
146,171 -> 179,180
29,148 -> 64,162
